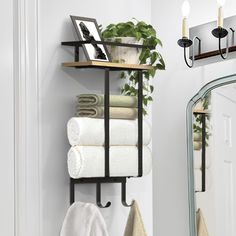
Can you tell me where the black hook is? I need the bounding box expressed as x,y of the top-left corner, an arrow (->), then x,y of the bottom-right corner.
96,183 -> 111,208
183,37 -> 201,68
212,27 -> 229,60
218,36 -> 228,60
184,47 -> 193,68
121,180 -> 134,207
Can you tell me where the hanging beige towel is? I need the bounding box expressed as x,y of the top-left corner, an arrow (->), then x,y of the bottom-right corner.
77,94 -> 137,108
124,200 -> 147,236
196,209 -> 209,236
76,107 -> 137,119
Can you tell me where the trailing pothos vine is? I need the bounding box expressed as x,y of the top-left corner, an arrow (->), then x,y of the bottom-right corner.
193,93 -> 211,146
101,19 -> 165,115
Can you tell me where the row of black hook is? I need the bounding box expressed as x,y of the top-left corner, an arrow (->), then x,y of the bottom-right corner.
96,181 -> 134,208
70,178 -> 134,208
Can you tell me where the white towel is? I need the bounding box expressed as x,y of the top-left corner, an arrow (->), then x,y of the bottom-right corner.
67,146 -> 152,179
194,149 -> 211,169
60,202 -> 109,236
194,169 -> 212,192
67,117 -> 151,146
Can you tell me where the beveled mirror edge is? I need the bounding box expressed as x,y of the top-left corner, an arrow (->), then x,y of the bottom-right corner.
186,73 -> 236,236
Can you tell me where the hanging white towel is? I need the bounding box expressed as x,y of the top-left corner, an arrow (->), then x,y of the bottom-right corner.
60,202 -> 109,236
67,146 -> 152,179
67,117 -> 151,146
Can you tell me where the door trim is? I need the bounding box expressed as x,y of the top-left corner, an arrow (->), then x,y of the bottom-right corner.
14,0 -> 40,235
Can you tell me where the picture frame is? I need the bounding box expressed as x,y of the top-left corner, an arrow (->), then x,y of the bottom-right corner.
70,15 -> 111,62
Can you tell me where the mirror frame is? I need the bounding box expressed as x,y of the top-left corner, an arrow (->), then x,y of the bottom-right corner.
186,74 -> 236,236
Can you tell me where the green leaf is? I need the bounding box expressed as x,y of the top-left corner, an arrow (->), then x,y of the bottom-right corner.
149,68 -> 156,77
155,63 -> 165,70
150,52 -> 158,64
150,85 -> 154,93
120,71 -> 126,79
143,98 -> 148,106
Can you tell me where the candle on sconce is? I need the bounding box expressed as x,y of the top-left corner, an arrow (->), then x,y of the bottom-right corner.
181,0 -> 190,38
217,0 -> 226,28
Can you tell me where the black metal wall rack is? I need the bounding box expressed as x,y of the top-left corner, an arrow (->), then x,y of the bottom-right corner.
61,40 -> 154,208
193,110 -> 211,193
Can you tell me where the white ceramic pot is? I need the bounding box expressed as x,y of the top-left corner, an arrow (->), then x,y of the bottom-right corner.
106,37 -> 143,64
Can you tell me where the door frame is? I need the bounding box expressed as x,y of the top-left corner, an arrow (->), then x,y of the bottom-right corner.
14,0 -> 40,235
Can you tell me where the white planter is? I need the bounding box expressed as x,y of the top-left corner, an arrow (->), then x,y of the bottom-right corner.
106,37 -> 143,64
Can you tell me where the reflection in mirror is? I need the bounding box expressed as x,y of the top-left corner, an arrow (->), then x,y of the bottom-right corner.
192,83 -> 236,236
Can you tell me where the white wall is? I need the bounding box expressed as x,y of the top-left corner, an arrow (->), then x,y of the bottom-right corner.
151,0 -> 236,235
0,0 -> 15,235
38,1 -> 153,236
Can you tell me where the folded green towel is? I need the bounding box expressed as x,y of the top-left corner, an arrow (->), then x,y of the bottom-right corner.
194,132 -> 202,142
77,94 -> 138,108
76,106 -> 137,119
194,141 -> 202,151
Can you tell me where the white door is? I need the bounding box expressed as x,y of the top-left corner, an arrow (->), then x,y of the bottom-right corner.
212,89 -> 236,236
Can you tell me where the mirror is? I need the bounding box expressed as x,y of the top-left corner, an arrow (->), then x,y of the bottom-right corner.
187,75 -> 236,236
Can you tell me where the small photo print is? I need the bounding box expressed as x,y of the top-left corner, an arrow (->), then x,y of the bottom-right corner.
70,16 -> 110,62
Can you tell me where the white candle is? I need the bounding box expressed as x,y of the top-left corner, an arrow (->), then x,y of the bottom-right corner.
217,0 -> 226,28
181,1 -> 190,38
218,6 -> 223,28
182,17 -> 189,38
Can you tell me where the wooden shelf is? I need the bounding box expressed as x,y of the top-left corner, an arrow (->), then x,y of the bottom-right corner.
62,61 -> 154,71
193,109 -> 211,114
192,45 -> 236,61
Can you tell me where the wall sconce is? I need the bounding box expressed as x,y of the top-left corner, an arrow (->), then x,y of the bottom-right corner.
177,1 -> 201,68
178,0 -> 235,67
211,0 -> 229,59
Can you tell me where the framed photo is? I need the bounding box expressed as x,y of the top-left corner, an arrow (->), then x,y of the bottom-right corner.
70,15 -> 110,62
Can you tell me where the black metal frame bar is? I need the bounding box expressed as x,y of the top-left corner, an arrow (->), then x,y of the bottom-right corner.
104,69 -> 110,177
61,40 -> 154,49
201,113 -> 206,192
193,112 -> 208,193
138,71 -> 143,177
64,40 -> 145,207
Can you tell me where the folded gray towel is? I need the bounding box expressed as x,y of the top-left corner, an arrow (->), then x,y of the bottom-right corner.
77,94 -> 138,108
76,106 -> 137,119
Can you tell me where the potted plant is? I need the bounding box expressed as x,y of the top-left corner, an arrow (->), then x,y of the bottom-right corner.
101,19 -> 165,114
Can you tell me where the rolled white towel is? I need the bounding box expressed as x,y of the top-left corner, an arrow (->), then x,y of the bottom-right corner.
194,169 -> 212,192
67,146 -> 152,179
67,117 -> 151,146
194,148 -> 211,169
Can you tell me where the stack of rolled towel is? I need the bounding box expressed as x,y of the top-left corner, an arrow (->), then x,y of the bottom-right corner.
194,132 -> 212,192
194,132 -> 202,151
75,94 -> 138,119
67,94 -> 152,179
